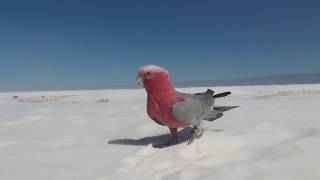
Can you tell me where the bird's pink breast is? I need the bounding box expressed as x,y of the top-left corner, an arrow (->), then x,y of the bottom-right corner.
147,93 -> 187,128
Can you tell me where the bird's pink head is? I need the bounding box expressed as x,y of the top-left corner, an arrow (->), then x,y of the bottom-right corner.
137,65 -> 173,93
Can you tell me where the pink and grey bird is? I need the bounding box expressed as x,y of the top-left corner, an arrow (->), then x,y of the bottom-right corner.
137,65 -> 238,145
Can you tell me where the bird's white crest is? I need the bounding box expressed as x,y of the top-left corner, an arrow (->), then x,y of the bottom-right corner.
138,65 -> 169,74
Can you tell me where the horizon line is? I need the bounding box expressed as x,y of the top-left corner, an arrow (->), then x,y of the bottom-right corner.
1,72 -> 320,93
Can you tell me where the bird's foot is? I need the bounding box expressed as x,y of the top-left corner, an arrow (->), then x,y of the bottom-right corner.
187,126 -> 204,145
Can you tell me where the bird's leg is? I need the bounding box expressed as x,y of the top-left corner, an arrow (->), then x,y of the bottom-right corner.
169,127 -> 179,144
187,125 -> 204,145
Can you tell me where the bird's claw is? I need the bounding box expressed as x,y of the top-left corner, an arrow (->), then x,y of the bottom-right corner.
187,126 -> 204,145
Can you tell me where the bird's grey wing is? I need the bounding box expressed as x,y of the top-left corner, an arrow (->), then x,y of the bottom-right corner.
172,96 -> 212,125
176,90 -> 237,122
176,90 -> 215,103
177,90 -> 231,99
176,91 -> 201,100
203,106 -> 239,121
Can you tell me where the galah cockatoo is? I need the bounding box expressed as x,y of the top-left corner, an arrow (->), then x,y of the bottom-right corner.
137,65 -> 238,145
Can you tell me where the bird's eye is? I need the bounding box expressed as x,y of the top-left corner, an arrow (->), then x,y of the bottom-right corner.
146,72 -> 152,76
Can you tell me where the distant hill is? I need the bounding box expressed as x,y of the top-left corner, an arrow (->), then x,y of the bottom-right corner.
174,73 -> 320,88
2,73 -> 320,92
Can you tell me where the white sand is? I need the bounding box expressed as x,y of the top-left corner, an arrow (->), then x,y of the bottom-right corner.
0,84 -> 320,180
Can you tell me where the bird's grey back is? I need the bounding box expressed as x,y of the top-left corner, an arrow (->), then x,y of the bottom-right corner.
173,91 -> 215,125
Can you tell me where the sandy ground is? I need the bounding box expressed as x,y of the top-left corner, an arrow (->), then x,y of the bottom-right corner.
0,84 -> 320,180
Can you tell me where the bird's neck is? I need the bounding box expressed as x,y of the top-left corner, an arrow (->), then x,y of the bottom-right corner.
145,78 -> 177,99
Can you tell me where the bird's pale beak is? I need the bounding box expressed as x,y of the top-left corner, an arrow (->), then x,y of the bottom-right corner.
136,77 -> 144,86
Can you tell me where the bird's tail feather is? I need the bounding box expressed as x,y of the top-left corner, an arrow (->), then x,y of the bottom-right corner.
213,106 -> 239,112
212,91 -> 231,98
203,106 -> 239,122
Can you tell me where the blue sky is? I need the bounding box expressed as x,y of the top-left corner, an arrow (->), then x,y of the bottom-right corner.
0,0 -> 319,91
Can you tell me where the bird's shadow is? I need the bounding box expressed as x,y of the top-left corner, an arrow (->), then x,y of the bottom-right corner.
108,127 -> 193,148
